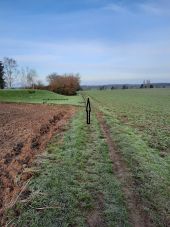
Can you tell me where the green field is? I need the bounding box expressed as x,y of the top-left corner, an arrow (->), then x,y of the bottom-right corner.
0,89 -> 83,106
86,89 -> 170,154
85,88 -> 170,226
3,88 -> 170,226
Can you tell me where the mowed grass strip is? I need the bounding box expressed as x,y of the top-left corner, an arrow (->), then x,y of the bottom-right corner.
0,89 -> 83,106
6,111 -> 130,226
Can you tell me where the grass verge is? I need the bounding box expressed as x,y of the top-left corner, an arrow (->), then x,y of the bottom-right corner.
6,110 -> 130,226
0,89 -> 83,106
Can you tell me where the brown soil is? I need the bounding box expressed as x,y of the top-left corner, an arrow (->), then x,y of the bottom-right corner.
0,103 -> 76,223
87,211 -> 105,227
96,112 -> 153,227
87,192 -> 106,227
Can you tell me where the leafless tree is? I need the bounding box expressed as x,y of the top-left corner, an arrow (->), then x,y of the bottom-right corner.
20,67 -> 38,89
27,69 -> 37,89
20,67 -> 29,88
146,80 -> 151,88
3,57 -> 18,88
47,72 -> 59,83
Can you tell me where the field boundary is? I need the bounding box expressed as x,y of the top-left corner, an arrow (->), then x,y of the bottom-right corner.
0,104 -> 76,225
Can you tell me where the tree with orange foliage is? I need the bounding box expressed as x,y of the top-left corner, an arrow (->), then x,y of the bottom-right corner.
47,73 -> 80,95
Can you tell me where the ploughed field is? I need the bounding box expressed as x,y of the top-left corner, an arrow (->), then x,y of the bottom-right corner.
0,103 -> 75,217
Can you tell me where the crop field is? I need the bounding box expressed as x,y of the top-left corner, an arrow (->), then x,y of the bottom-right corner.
87,89 -> 170,154
85,88 -> 170,226
0,88 -> 170,227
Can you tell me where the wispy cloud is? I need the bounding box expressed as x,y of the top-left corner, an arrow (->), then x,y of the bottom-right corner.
103,3 -> 128,13
138,1 -> 170,16
103,1 -> 170,16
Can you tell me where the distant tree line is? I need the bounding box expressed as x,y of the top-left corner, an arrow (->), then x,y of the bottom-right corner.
97,80 -> 155,91
140,80 -> 154,88
0,57 -> 81,96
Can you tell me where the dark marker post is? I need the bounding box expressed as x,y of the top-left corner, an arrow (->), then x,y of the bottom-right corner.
86,97 -> 91,124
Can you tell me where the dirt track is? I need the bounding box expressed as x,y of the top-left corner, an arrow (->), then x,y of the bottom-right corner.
0,103 -> 76,220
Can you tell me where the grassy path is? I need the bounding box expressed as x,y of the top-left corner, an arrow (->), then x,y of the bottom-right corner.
6,109 -> 130,226
96,112 -> 151,227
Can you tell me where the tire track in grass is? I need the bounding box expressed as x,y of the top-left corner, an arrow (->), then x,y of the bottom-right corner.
83,109 -> 131,227
96,111 -> 152,227
81,113 -> 107,227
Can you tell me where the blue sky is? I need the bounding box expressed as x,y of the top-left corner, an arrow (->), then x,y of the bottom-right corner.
0,0 -> 170,84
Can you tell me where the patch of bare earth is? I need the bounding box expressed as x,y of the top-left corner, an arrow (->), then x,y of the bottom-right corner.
0,103 -> 76,224
96,112 -> 153,227
87,192 -> 106,227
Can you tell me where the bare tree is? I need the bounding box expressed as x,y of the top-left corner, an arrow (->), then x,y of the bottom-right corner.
3,57 -> 18,88
20,67 -> 38,89
34,80 -> 45,89
20,67 -> 29,88
146,80 -> 150,88
47,72 -> 59,83
26,69 -> 38,89
36,80 -> 44,86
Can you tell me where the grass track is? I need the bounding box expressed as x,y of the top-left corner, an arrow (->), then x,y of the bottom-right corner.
7,110 -> 130,226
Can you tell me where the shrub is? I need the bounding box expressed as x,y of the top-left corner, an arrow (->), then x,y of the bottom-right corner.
47,73 -> 80,95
